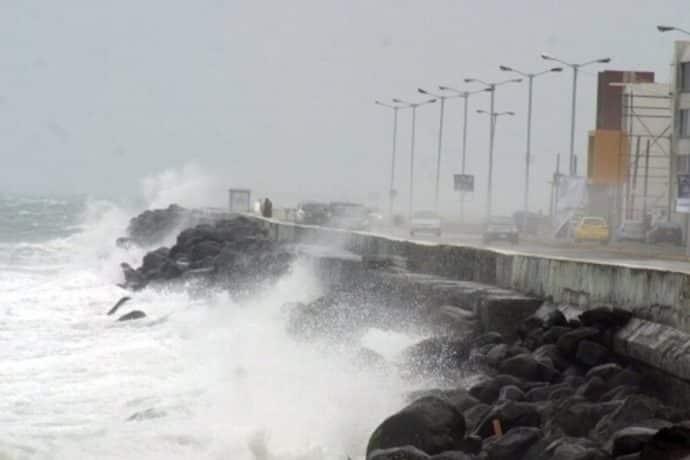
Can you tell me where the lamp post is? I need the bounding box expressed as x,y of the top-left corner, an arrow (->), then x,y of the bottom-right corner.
375,100 -> 403,221
499,65 -> 562,223
476,109 -> 515,220
657,25 -> 690,36
417,88 -> 461,213
541,53 -> 611,176
437,85 -> 491,220
465,78 -> 522,220
392,97 -> 437,219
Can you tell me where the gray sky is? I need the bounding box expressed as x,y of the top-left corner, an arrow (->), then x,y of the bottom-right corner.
1,0 -> 687,218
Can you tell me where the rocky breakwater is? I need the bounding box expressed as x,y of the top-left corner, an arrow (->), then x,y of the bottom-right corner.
120,215 -> 294,293
366,306 -> 690,460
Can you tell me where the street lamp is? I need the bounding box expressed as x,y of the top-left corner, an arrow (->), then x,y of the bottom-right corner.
657,25 -> 690,36
541,53 -> 611,176
417,87 -> 462,213
375,100 -> 404,221
499,65 -> 562,220
392,97 -> 437,219
465,78 -> 522,220
476,109 -> 515,220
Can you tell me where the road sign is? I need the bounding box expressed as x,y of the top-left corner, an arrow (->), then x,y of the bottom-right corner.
677,174 -> 690,213
454,174 -> 474,192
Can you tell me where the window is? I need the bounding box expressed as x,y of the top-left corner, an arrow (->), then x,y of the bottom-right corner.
682,62 -> 690,92
681,109 -> 690,138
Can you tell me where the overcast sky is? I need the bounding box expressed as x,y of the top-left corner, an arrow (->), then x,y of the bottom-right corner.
1,0 -> 688,218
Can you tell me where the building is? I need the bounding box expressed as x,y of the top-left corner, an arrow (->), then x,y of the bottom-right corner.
586,70 -> 675,228
671,41 -> 690,213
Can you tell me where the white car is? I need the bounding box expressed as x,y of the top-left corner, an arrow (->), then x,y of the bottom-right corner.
410,210 -> 442,237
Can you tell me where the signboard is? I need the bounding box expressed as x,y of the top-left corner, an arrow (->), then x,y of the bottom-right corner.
228,189 -> 251,212
677,174 -> 690,213
454,174 -> 474,192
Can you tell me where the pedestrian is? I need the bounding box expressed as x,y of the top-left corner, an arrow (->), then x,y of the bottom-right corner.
262,198 -> 273,218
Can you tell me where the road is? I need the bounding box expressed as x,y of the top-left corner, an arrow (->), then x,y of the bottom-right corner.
376,226 -> 690,273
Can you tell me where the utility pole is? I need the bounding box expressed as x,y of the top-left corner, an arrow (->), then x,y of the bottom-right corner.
375,101 -> 402,221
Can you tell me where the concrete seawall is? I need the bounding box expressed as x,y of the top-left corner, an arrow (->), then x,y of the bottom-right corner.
262,219 -> 690,332
257,218 -> 690,402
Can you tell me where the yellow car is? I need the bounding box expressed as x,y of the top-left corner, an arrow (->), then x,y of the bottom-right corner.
574,216 -> 610,244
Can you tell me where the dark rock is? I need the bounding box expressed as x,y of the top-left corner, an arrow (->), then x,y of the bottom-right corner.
474,401 -> 540,439
486,344 -> 510,368
518,315 -> 544,340
550,398 -> 622,437
483,427 -> 542,460
579,307 -> 632,331
189,240 -> 222,261
608,426 -> 658,457
576,376 -> 608,401
567,319 -> 582,328
472,332 -> 504,348
533,344 -> 570,372
556,327 -> 600,357
499,353 -> 559,383
586,363 -> 623,382
400,336 -> 470,376
542,326 -> 572,345
593,395 -> 664,442
523,328 -> 546,351
549,386 -> 575,401
107,296 -> 131,315
600,385 -> 641,402
117,310 -> 146,321
367,396 -> 466,456
562,375 -> 586,388
455,435 -> 482,455
544,309 -> 568,328
526,384 -> 560,402
369,445 -> 431,460
408,388 -> 479,414
464,404 -> 490,432
575,340 -> 610,367
608,368 -> 642,390
469,375 -> 524,405
498,385 -> 525,402
542,436 -> 609,460
640,424 -> 690,460
430,451 -> 476,460
120,262 -> 145,289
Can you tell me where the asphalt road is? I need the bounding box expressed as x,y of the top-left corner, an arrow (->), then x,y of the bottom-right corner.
377,226 -> 690,273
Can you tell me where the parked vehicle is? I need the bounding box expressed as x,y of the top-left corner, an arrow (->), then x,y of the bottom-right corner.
574,216 -> 609,244
409,210 -> 442,237
482,216 -> 519,244
614,221 -> 645,242
646,221 -> 683,245
328,202 -> 370,230
295,201 -> 330,225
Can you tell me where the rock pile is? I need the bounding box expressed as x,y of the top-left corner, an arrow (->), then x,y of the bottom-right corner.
120,216 -> 293,291
367,306 -> 690,460
117,204 -> 231,248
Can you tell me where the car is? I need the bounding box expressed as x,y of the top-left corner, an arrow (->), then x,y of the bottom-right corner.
574,216 -> 610,244
646,221 -> 683,245
295,201 -> 330,225
614,221 -> 645,242
328,202 -> 370,230
482,216 -> 519,244
409,210 -> 442,237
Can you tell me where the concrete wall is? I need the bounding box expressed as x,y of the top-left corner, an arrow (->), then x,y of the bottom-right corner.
259,218 -> 690,333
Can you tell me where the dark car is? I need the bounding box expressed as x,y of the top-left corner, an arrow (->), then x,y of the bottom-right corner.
295,201 -> 330,225
646,221 -> 683,245
482,216 -> 519,244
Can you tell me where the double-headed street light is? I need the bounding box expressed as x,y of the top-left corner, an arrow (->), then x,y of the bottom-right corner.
465,78 -> 522,219
476,109 -> 515,220
375,100 -> 404,220
541,53 -> 611,176
657,25 -> 690,36
499,65 -> 562,219
417,87 -> 461,213
437,85 -> 491,219
392,97 -> 437,219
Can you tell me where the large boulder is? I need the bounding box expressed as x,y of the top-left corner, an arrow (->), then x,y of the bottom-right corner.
369,446 -> 431,460
608,426 -> 659,457
400,336 -> 470,376
640,424 -> 690,460
499,354 -> 559,383
483,427 -> 542,460
473,401 -> 540,439
579,307 -> 632,331
548,398 -> 622,437
574,340 -> 610,367
556,327 -> 600,357
525,436 -> 609,460
593,395 -> 665,441
367,396 -> 467,456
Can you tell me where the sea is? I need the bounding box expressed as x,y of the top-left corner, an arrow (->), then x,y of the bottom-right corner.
0,191 -> 427,460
